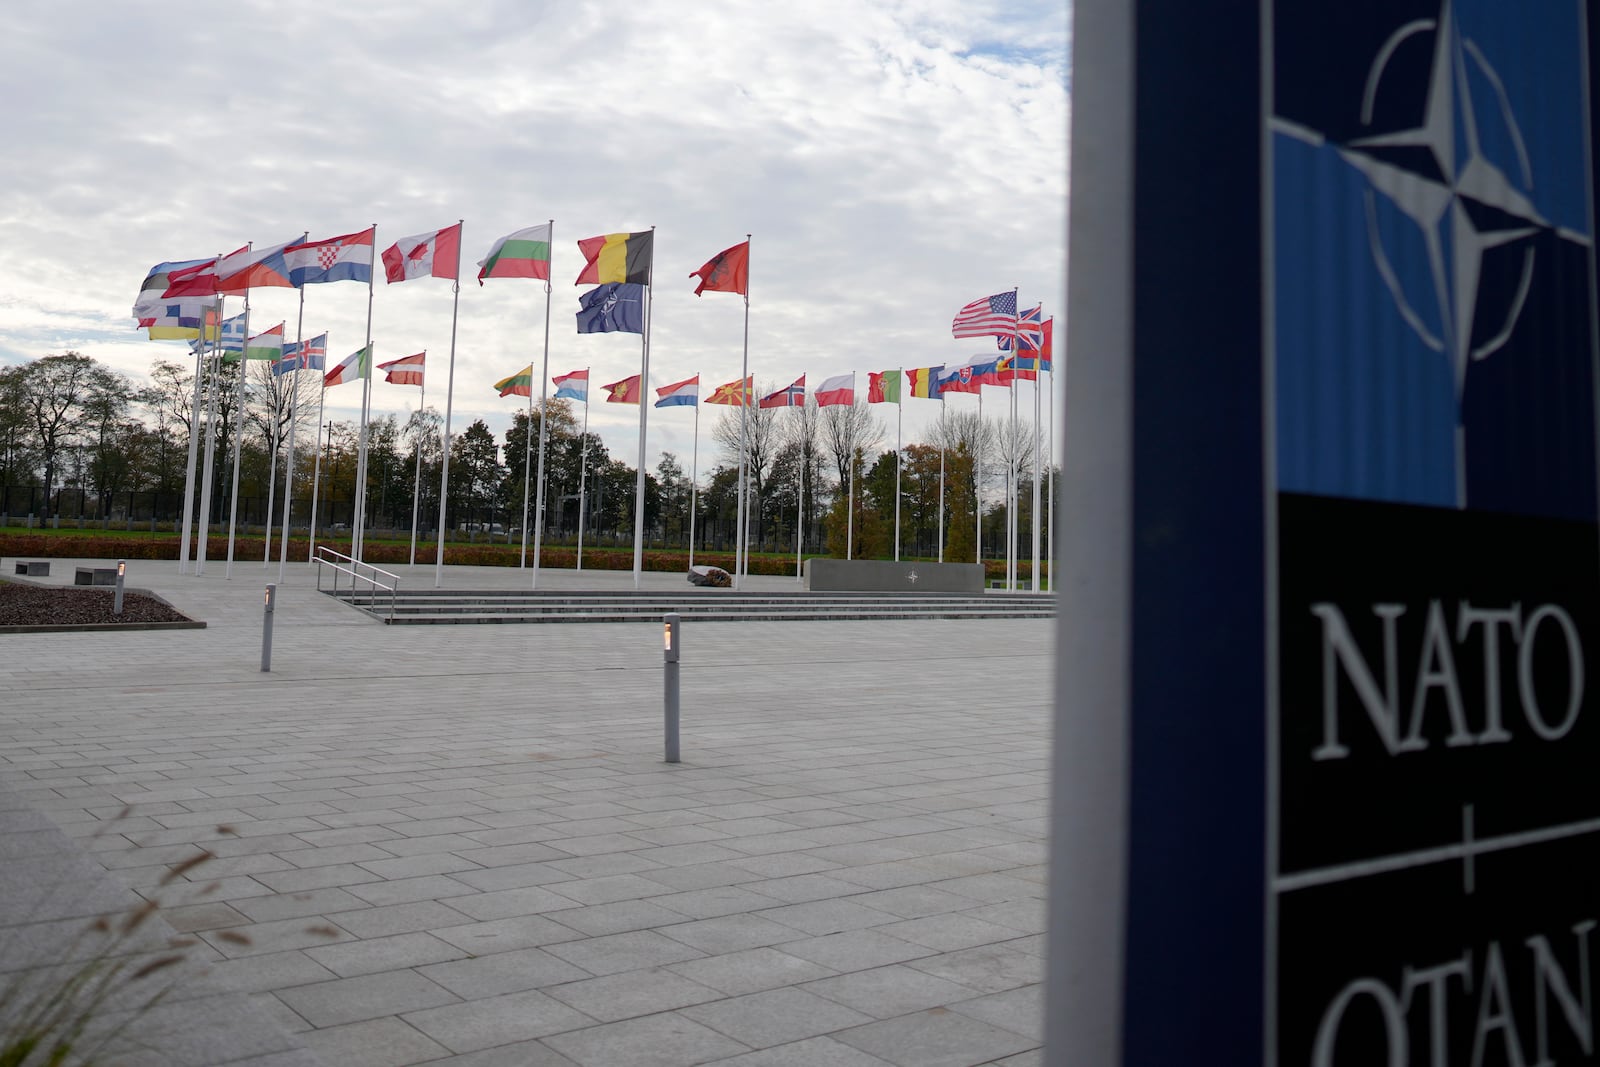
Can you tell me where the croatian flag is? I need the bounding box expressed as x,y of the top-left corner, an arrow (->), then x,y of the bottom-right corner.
655,375 -> 699,408
275,333 -> 328,375
760,376 -> 806,409
285,228 -> 376,286
553,369 -> 589,402
814,372 -> 855,407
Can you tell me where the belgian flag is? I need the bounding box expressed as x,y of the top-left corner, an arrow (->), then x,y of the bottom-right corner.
574,231 -> 653,286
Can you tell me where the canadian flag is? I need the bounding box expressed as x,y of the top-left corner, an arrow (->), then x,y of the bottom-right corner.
382,223 -> 462,283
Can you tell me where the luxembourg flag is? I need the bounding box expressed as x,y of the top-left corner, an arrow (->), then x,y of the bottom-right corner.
285,228 -> 376,286
553,369 -> 589,402
814,372 -> 855,407
654,375 -> 699,408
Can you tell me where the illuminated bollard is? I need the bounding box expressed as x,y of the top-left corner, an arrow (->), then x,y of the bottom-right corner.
663,612 -> 681,763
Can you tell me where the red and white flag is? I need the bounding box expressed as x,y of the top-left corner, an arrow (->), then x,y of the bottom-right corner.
814,372 -> 855,407
382,224 -> 462,283
379,352 -> 425,387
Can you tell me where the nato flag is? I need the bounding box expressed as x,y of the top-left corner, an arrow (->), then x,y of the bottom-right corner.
576,283 -> 645,334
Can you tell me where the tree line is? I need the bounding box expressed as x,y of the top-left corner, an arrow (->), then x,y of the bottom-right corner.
0,353 -> 1054,560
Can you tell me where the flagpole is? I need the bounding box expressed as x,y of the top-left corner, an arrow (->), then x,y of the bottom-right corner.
408,356 -> 426,566
1030,339 -> 1042,595
519,373 -> 533,569
266,291 -> 304,568
975,388 -> 983,574
577,368 -> 590,571
307,376 -> 328,563
263,366 -> 281,567
1009,286 -> 1020,592
435,221 -> 464,588
687,373 -> 698,569
1047,354 -> 1055,593
352,234 -> 377,563
938,432 -> 946,564
846,443 -> 855,562
196,320 -> 222,577
223,274 -> 252,579
735,234 -> 751,589
276,292 -> 306,583
177,296 -> 216,575
894,367 -> 903,563
794,402 -> 803,582
532,220 -> 556,589
630,225 -> 656,591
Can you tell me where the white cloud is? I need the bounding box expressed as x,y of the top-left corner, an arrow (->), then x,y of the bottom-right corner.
0,0 -> 1069,470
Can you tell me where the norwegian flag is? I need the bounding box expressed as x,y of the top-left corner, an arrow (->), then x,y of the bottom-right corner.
759,375 -> 806,409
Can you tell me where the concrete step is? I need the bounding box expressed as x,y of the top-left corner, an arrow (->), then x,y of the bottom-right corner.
380,607 -> 1057,625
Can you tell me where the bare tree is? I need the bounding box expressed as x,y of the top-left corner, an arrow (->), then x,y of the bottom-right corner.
712,391 -> 782,546
819,396 -> 885,492
15,352 -> 99,517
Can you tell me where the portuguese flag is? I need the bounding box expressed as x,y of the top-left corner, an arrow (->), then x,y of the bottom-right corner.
495,365 -> 534,398
478,224 -> 552,284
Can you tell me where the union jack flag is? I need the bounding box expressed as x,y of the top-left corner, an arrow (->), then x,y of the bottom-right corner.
997,304 -> 1045,352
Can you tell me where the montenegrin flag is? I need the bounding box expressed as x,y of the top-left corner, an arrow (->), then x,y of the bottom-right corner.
575,231 -> 653,286
603,374 -> 641,404
478,223 -> 552,284
495,365 -> 534,398
382,223 -> 463,283
379,352 -> 425,387
655,375 -> 699,408
324,345 -> 371,387
553,369 -> 589,401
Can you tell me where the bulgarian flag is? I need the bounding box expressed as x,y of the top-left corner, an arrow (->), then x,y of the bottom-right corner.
478,223 -> 552,284
325,345 -> 371,388
495,365 -> 533,398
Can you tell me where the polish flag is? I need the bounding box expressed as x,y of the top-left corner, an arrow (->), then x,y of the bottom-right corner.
814,372 -> 855,407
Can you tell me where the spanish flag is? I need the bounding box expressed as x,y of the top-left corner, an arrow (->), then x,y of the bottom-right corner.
575,231 -> 654,286
603,374 -> 641,404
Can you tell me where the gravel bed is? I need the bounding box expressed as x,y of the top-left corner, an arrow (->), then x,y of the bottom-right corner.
0,581 -> 194,626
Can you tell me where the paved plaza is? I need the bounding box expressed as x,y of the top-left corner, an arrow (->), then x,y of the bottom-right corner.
0,555 -> 1053,1066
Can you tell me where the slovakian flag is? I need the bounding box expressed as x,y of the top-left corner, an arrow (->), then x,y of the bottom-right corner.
216,234 -> 308,293
576,283 -> 645,334
814,372 -> 855,407
603,374 -> 641,404
706,376 -> 753,407
951,290 -> 1019,340
760,375 -> 806,409
689,240 -> 749,297
382,223 -> 463,283
907,366 -> 944,400
655,375 -> 699,408
495,365 -> 533,398
478,223 -> 552,284
576,231 -> 653,286
324,345 -> 371,388
937,363 -> 981,395
285,227 -> 376,286
868,370 -> 901,404
379,352 -> 425,387
553,369 -> 589,402
275,333 -> 328,375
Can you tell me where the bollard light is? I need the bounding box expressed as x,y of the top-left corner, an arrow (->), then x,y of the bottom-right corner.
261,583 -> 277,672
113,559 -> 126,616
664,615 -> 680,662
663,612 -> 681,763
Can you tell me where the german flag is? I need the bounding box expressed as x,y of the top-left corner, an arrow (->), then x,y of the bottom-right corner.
575,231 -> 653,286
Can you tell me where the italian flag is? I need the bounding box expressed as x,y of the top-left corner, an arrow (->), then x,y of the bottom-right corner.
478,224 -> 552,284
495,365 -> 534,398
325,345 -> 371,388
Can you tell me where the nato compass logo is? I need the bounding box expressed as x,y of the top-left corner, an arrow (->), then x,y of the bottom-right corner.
1270,0 -> 1598,522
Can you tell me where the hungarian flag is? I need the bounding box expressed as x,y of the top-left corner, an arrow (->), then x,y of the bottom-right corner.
907,366 -> 944,400
814,373 -> 855,407
324,345 -> 371,388
655,375 -> 699,408
383,223 -> 463,283
868,370 -> 901,404
690,240 -> 749,297
553,369 -> 589,401
495,365 -> 533,398
226,322 -> 285,362
706,376 -> 752,407
760,376 -> 805,409
603,374 -> 641,404
379,352 -> 425,387
478,223 -> 552,284
216,235 -> 306,293
286,227 -> 376,286
575,231 -> 653,286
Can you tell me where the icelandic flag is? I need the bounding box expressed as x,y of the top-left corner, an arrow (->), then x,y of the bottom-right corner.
276,333 -> 328,375
215,235 -> 307,293
285,228 -> 376,286
553,369 -> 589,402
655,375 -> 699,408
576,283 -> 645,334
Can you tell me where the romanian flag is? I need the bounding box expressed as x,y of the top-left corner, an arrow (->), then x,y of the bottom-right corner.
496,365 -> 534,398
907,366 -> 944,399
575,231 -> 653,286
706,376 -> 753,407
603,375 -> 641,404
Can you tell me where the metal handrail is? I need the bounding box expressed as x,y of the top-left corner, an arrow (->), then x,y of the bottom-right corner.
313,546 -> 400,620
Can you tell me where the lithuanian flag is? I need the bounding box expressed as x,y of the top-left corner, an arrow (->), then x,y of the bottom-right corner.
495,365 -> 533,398
575,231 -> 653,286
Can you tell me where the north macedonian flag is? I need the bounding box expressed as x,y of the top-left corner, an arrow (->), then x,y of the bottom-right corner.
603,375 -> 641,404
575,231 -> 653,286
706,376 -> 753,407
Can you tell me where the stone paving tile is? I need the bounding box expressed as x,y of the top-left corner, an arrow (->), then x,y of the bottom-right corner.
296,1016 -> 452,1067
667,947 -> 838,996
541,1012 -> 750,1067
903,942 -> 1045,995
701,1035 -> 897,1065
344,873 -> 479,907
949,985 -> 1045,1042
418,946 -> 592,998
778,930 -> 938,973
414,1039 -> 580,1065
431,914 -> 588,955
444,884 -> 583,921
200,914 -> 359,958
543,928 -> 708,976
833,1008 -> 1037,1067
332,899 -> 475,939
229,886 -> 372,923
657,913 -> 805,955
305,931 -> 470,978
757,899 -> 901,937
681,987 -> 875,1049
802,964 -> 983,1019
403,989 -> 597,1054
275,969 -> 460,1028
544,966 -> 725,1022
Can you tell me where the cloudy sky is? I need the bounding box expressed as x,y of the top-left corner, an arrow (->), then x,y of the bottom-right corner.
1,0 -> 1069,472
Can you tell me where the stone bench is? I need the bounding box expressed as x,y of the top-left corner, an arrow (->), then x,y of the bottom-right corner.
804,558 -> 985,593
74,566 -> 117,586
13,560 -> 49,577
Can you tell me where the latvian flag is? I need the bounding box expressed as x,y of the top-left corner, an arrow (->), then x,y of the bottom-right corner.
380,352 -> 425,387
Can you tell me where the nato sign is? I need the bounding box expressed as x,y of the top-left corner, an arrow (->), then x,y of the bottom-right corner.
1049,2 -> 1600,1065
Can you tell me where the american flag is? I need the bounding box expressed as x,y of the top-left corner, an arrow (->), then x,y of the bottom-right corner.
952,290 -> 1019,340
997,304 -> 1045,351
759,375 -> 807,409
